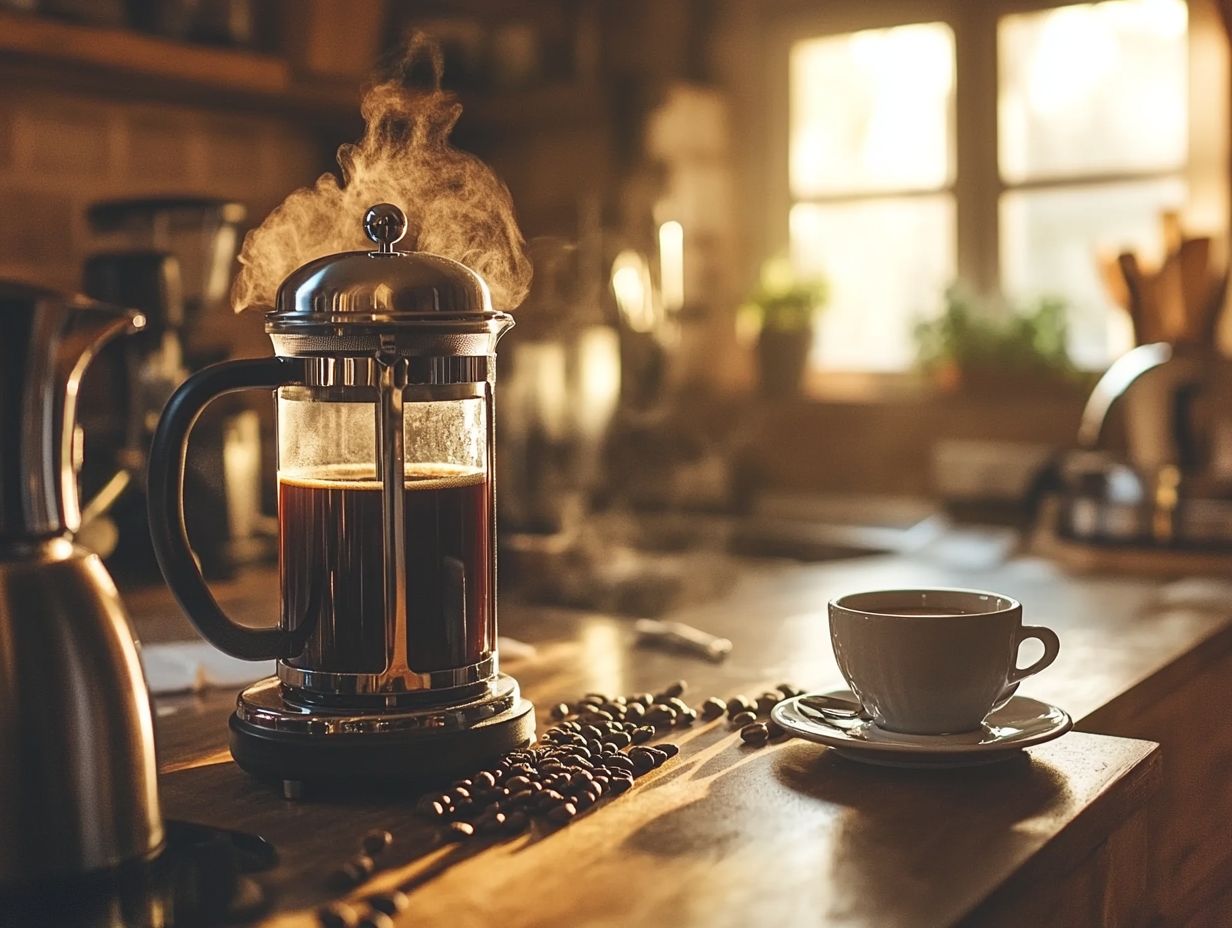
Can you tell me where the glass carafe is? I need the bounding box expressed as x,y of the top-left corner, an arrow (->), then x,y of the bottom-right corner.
148,204 -> 512,703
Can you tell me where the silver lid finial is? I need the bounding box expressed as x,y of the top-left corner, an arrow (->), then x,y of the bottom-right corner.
364,203 -> 407,254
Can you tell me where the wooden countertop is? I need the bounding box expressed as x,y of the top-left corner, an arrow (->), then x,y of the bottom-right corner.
138,551 -> 1217,926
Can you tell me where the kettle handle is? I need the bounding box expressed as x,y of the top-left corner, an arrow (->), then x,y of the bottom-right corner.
148,356 -> 307,661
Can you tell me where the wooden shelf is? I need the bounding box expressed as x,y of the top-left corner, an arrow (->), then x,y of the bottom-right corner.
0,10 -> 359,125
0,11 -> 606,136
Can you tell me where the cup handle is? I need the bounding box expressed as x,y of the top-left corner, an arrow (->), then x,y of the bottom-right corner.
1007,625 -> 1061,684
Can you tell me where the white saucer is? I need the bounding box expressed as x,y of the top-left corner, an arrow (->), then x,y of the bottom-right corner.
771,689 -> 1073,769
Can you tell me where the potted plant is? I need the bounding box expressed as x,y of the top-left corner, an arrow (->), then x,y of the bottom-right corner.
914,287 -> 1081,393
742,257 -> 828,397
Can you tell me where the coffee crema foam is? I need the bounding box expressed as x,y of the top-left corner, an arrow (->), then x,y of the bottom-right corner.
278,463 -> 485,492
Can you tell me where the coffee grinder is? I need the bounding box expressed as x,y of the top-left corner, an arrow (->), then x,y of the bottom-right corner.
147,204 -> 534,796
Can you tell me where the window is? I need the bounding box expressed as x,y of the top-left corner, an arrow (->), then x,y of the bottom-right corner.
789,23 -> 957,371
784,0 -> 1195,374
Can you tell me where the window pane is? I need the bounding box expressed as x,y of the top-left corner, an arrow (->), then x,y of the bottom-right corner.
791,197 -> 955,371
791,23 -> 955,197
999,0 -> 1187,183
1000,177 -> 1185,369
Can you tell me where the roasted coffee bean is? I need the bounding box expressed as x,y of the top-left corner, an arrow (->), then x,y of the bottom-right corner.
700,697 -> 727,720
535,789 -> 566,811
571,745 -> 592,759
452,777 -> 473,790
361,829 -> 393,856
550,702 -> 571,720
584,708 -> 615,722
572,790 -> 595,811
660,680 -> 688,699
757,692 -> 783,714
416,794 -> 447,817
547,801 -> 578,824
766,719 -> 786,739
630,725 -> 655,744
628,750 -> 656,775
624,702 -> 646,721
472,770 -> 497,790
605,731 -> 633,749
741,722 -> 770,745
676,709 -> 697,727
580,724 -> 602,741
726,696 -> 754,716
357,913 -> 395,928
451,799 -> 475,818
507,789 -> 536,808
633,692 -> 655,707
504,774 -> 533,792
560,720 -> 581,732
317,902 -> 361,928
447,821 -> 476,840
587,739 -> 606,754
367,891 -> 410,916
328,860 -> 368,890
476,812 -> 508,835
608,776 -> 633,796
604,755 -> 637,775
646,704 -> 678,726
730,710 -> 757,728
504,809 -> 530,834
449,786 -> 472,802
777,683 -> 801,698
657,743 -> 680,759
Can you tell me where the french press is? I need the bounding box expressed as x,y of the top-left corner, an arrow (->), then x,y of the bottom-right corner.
148,204 -> 534,793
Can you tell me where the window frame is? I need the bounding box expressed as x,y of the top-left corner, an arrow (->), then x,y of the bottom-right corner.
762,0 -> 1227,389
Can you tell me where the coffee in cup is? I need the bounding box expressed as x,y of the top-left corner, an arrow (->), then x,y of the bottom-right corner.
828,588 -> 1059,735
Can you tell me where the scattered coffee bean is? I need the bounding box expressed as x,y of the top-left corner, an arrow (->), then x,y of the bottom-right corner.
625,702 -> 646,721
547,801 -> 578,824
777,683 -> 802,698
730,710 -> 757,728
660,680 -> 688,699
550,702 -> 571,720
757,692 -> 783,714
473,770 -> 497,790
676,708 -> 697,727
357,913 -> 395,928
360,829 -> 392,856
417,795 -> 447,818
657,743 -> 680,759
630,725 -> 655,744
328,860 -> 368,890
447,821 -> 476,840
504,809 -> 530,834
700,697 -> 727,720
477,812 -> 508,835
628,749 -> 656,775
741,722 -> 770,745
726,696 -> 754,716
318,903 -> 361,928
367,891 -> 410,916
605,731 -> 632,748
646,704 -> 678,726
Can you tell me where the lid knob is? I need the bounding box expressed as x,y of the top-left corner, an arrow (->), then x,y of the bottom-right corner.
364,203 -> 408,254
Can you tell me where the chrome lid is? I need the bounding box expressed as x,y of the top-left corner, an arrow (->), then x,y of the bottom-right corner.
267,204 -> 512,347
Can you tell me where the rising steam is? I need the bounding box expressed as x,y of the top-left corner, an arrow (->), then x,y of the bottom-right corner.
231,35 -> 532,312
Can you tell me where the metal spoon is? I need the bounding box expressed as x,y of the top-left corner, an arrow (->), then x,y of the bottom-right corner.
799,693 -> 868,720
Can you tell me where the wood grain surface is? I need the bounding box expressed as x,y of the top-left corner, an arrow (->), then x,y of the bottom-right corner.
134,553 -> 1190,927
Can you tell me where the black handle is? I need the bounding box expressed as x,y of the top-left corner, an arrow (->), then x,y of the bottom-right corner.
148,356 -> 307,660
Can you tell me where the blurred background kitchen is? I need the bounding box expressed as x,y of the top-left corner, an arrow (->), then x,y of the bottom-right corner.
2,0 -> 1230,614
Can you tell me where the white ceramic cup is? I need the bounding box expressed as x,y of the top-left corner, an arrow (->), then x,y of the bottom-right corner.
828,588 -> 1060,735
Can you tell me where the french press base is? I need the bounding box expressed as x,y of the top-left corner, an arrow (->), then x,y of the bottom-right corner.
148,205 -> 535,796
230,676 -> 534,798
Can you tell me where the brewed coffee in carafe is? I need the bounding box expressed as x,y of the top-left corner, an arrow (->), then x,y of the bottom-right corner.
277,392 -> 493,675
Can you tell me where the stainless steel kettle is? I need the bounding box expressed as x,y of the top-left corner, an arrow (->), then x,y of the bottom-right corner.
0,281 -> 163,885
